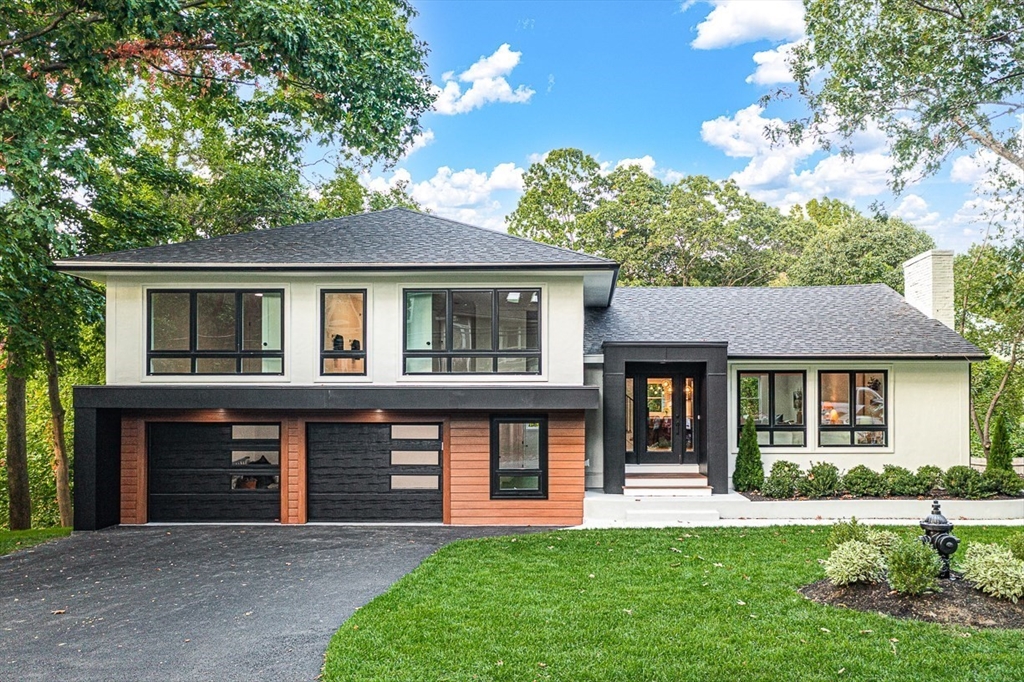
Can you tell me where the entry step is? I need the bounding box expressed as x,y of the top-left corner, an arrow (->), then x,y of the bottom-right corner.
624,472 -> 708,488
621,486 -> 713,497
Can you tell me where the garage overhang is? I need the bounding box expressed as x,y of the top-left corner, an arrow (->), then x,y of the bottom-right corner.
73,385 -> 601,411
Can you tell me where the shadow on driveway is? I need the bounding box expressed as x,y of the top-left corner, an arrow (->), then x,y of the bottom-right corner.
0,525 -> 544,681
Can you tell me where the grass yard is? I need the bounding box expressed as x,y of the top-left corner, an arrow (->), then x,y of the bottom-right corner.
324,526 -> 1024,682
0,527 -> 71,557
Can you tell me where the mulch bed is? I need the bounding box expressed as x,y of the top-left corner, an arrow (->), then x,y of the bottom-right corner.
741,491 -> 1023,503
801,578 -> 1024,629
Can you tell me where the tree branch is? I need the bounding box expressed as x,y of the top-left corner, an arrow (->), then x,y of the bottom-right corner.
952,115 -> 1024,173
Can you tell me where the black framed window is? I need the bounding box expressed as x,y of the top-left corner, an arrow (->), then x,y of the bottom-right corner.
738,371 -> 806,446
404,289 -> 540,374
147,290 -> 284,375
819,371 -> 888,446
490,416 -> 547,499
320,290 -> 366,375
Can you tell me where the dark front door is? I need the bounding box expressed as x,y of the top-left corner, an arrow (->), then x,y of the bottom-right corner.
636,374 -> 699,465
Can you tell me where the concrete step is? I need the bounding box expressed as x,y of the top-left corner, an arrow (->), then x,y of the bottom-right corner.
626,464 -> 701,474
624,473 -> 708,488
621,486 -> 714,497
624,509 -> 721,524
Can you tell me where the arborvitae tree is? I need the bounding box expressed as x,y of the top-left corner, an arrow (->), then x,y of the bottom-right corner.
733,417 -> 765,492
987,413 -> 1013,473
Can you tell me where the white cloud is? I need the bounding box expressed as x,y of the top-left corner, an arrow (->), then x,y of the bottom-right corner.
746,40 -> 802,85
615,155 -> 657,176
432,44 -> 535,115
691,0 -> 804,50
402,129 -> 434,158
892,194 -> 941,230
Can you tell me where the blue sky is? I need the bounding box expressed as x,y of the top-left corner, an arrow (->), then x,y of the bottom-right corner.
317,0 -> 996,251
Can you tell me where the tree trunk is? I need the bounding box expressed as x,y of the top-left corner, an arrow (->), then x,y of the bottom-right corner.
45,342 -> 72,527
5,347 -> 32,530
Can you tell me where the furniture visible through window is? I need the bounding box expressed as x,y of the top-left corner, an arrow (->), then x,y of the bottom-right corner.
738,371 -> 806,446
320,290 -> 366,375
148,290 -> 284,375
404,289 -> 540,374
490,416 -> 547,498
818,371 -> 887,446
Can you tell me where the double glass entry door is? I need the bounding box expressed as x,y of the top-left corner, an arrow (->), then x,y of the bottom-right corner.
627,374 -> 698,464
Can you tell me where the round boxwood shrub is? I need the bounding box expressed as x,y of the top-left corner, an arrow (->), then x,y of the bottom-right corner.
733,417 -> 765,492
915,465 -> 944,495
827,517 -> 870,550
983,468 -> 1024,496
881,465 -> 919,497
824,540 -> 886,586
842,465 -> 884,497
1008,532 -> 1024,562
959,543 -> 1024,603
943,465 -> 988,499
886,539 -> 942,595
796,461 -> 840,499
761,460 -> 802,499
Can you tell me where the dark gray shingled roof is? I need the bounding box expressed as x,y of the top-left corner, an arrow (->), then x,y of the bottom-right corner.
54,208 -> 616,270
585,284 -> 986,359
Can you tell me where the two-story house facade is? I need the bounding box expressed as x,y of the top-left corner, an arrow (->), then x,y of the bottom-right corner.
56,209 -> 986,530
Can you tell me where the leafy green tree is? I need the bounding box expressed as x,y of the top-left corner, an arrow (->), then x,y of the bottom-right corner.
787,211 -> 935,293
734,417 -> 765,492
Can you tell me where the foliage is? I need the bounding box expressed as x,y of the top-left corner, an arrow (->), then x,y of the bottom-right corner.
796,461 -> 841,499
865,530 -> 903,559
987,414 -> 1013,473
786,213 -> 934,293
880,465 -> 920,497
841,465 -> 884,497
959,543 -> 1024,603
733,418 -> 765,492
824,540 -> 886,586
915,466 -> 945,494
761,460 -> 802,499
0,527 -> 71,556
943,466 -> 989,500
827,517 -> 870,550
886,540 -> 942,596
982,469 -> 1024,497
1008,532 -> 1024,562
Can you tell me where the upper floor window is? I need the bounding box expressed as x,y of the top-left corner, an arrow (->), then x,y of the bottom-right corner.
148,290 -> 284,375
819,371 -> 887,446
321,290 -> 366,375
403,289 -> 540,375
738,371 -> 806,446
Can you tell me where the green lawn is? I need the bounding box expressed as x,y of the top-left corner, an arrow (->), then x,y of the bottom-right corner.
0,527 -> 71,556
324,526 -> 1024,682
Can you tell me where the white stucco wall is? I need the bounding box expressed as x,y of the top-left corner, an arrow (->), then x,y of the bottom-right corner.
105,271 -> 586,387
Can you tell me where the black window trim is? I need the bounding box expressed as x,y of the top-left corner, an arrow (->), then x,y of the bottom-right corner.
403,288 -> 542,375
319,288 -> 368,376
818,370 -> 889,447
146,288 -> 286,376
737,370 -> 807,447
490,415 -> 548,499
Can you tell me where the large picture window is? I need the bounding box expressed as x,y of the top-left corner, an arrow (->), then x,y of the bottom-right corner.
738,371 -> 806,446
148,290 -> 284,375
490,416 -> 547,499
404,289 -> 540,374
819,371 -> 887,446
321,290 -> 366,375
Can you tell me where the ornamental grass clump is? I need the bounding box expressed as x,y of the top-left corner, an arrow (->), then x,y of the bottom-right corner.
796,461 -> 840,499
733,417 -> 765,492
886,539 -> 942,595
959,543 -> 1024,603
824,540 -> 885,586
761,460 -> 802,499
881,465 -> 919,497
841,465 -> 884,497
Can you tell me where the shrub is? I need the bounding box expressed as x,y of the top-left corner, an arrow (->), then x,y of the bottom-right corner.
943,465 -> 989,499
983,468 -> 1024,496
987,413 -> 1013,473
761,460 -> 802,499
881,465 -> 919,496
915,465 -> 944,494
841,465 -> 884,497
796,461 -> 840,499
1008,532 -> 1024,562
959,543 -> 1024,603
886,539 -> 942,595
827,517 -> 870,550
865,529 -> 903,558
824,540 -> 886,586
733,418 -> 765,492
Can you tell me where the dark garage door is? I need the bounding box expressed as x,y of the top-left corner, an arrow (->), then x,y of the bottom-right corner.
306,423 -> 443,521
148,423 -> 281,522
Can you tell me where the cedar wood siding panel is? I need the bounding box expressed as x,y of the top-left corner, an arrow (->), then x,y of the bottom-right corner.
448,412 -> 585,526
119,417 -> 146,524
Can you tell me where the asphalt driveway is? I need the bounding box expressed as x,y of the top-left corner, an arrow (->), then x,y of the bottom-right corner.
0,525 -> 536,681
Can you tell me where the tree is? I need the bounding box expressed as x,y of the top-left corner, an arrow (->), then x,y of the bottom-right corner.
787,211 -> 935,293
1,1 -> 433,528
734,417 -> 765,492
987,414 -> 1012,473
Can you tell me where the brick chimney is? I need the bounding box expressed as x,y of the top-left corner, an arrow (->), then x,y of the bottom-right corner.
902,250 -> 955,329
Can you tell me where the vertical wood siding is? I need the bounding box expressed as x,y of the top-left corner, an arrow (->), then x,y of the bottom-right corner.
119,417 -> 146,524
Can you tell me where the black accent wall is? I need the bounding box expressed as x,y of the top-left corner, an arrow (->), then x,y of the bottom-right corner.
73,408 -> 122,531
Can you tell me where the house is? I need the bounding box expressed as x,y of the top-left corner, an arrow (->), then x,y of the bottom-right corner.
55,209 -> 986,530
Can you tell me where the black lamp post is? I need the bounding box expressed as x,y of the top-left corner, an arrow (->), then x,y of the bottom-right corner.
919,500 -> 960,579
